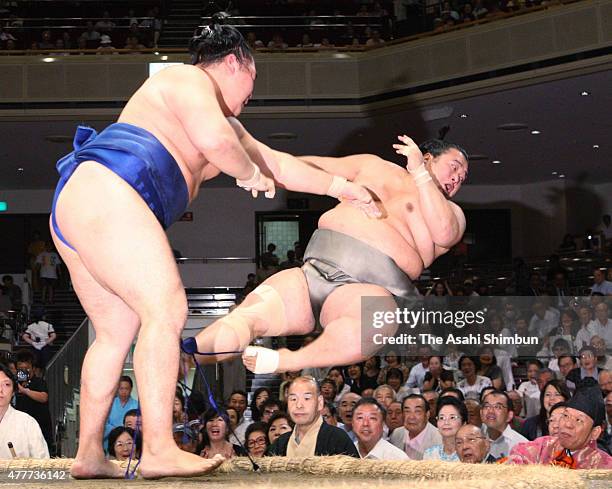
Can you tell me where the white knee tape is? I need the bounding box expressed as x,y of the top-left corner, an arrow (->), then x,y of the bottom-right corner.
239,284 -> 287,337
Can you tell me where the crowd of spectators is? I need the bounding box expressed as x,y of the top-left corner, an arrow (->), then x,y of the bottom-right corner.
0,3 -> 162,51
0,0 -> 572,53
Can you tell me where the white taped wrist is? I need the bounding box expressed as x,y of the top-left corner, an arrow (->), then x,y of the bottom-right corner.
326,175 -> 347,198
236,164 -> 260,189
409,165 -> 432,187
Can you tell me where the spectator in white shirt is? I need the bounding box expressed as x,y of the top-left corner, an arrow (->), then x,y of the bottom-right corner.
588,303 -> 612,348
35,241 -> 62,304
576,305 -> 595,351
405,345 -> 432,389
457,355 -> 492,398
353,398 -> 408,460
517,359 -> 542,417
591,268 -> 612,295
0,363 -> 49,459
480,390 -> 528,460
528,300 -> 559,338
22,313 -> 56,369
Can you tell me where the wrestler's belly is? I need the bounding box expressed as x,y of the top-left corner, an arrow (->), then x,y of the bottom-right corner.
318,205 -> 425,280
117,113 -> 206,202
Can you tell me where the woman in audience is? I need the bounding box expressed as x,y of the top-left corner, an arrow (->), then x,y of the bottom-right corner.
377,352 -> 409,385
456,355 -> 492,398
519,379 -> 571,440
423,396 -> 467,461
477,346 -> 505,390
362,356 -> 381,390
320,378 -> 338,405
386,368 -> 411,401
245,422 -> 269,458
199,409 -> 246,459
266,411 -> 294,443
108,426 -> 139,461
346,363 -> 367,394
423,355 -> 446,392
327,367 -> 350,403
249,387 -> 272,422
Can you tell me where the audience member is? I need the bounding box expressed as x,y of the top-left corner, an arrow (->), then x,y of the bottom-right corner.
321,401 -> 338,426
2,275 -> 22,310
457,356 -> 492,398
0,363 -> 49,458
198,408 -> 245,458
455,424 -> 492,463
517,359 -> 542,417
373,384 -> 396,408
14,350 -> 52,452
481,390 -> 527,460
228,390 -> 248,444
353,398 -> 408,460
591,268 -> 612,295
506,386 -> 612,468
385,400 -> 404,436
267,411 -> 293,443
591,336 -> 612,369
390,394 -> 442,460
35,241 -> 62,304
519,379 -> 571,440
566,346 -> 602,388
250,387 -> 272,422
327,366 -> 350,403
267,376 -> 358,457
173,422 -> 198,453
377,352 -> 410,385
589,303 -> 612,347
108,426 -> 139,461
260,398 -> 283,423
423,396 -> 467,461
338,391 -> 361,442
104,375 -> 138,451
22,312 -> 56,369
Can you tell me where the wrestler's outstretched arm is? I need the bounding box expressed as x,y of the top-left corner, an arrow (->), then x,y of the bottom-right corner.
394,135 -> 466,248
167,68 -> 274,195
227,117 -> 381,217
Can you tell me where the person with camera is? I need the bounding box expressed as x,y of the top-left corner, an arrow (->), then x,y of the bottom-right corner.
14,350 -> 53,453
0,362 -> 49,458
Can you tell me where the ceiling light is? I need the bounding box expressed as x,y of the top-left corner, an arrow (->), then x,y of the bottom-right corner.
160,55 -> 168,61
559,174 -> 565,178
154,51 -> 159,55
492,160 -> 501,164
42,57 -> 56,63
551,171 -> 557,175
581,91 -> 590,96
593,144 -> 599,149
531,130 -> 540,135
459,114 -> 468,118
17,167 -> 24,172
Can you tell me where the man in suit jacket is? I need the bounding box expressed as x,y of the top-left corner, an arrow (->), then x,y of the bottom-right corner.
267,376 -> 358,457
390,394 -> 442,459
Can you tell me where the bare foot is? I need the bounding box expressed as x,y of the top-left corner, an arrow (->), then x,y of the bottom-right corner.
71,458 -> 125,479
139,449 -> 224,479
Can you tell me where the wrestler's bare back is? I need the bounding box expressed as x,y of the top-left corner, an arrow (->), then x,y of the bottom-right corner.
117,65 -> 224,201
318,157 -> 464,280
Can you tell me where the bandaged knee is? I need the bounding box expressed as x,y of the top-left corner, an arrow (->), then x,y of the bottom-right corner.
217,284 -> 286,353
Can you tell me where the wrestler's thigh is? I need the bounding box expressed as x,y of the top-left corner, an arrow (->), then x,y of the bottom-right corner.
53,161 -> 185,324
51,222 -> 141,342
320,283 -> 397,330
249,268 -> 315,335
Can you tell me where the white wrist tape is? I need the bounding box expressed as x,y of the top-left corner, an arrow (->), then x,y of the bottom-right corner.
409,164 -> 432,187
326,175 -> 347,198
236,163 -> 260,189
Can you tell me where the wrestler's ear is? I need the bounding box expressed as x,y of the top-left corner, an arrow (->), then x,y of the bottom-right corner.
223,53 -> 238,73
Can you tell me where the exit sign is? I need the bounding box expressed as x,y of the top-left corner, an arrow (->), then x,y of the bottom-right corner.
0,202 -> 7,212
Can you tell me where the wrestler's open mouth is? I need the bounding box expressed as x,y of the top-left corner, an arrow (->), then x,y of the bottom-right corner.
445,184 -> 452,195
